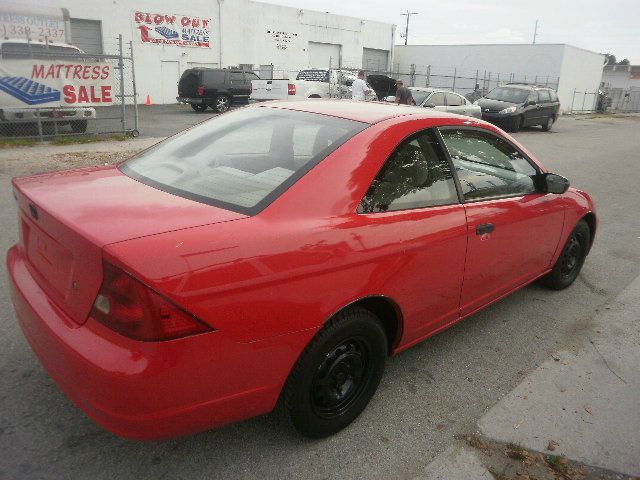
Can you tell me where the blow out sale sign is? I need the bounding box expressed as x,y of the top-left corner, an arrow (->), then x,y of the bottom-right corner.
0,60 -> 113,107
133,11 -> 211,48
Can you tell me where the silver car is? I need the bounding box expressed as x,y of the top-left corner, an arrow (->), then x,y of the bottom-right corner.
410,87 -> 482,119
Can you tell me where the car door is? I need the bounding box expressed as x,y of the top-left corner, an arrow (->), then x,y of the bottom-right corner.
444,92 -> 469,116
357,128 -> 467,343
523,90 -> 540,126
438,127 -> 565,316
424,92 -> 447,113
536,89 -> 553,123
228,71 -> 248,100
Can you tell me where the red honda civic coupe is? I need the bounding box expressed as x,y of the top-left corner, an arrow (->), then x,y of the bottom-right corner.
7,101 -> 596,440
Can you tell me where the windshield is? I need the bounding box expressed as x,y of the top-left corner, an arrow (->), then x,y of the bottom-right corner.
486,87 -> 529,103
410,89 -> 432,105
121,107 -> 367,214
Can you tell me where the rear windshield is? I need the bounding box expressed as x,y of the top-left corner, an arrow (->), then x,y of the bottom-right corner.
486,87 -> 529,103
120,107 -> 367,215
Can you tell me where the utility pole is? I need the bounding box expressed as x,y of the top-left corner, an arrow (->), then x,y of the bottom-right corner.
532,19 -> 539,44
400,10 -> 418,45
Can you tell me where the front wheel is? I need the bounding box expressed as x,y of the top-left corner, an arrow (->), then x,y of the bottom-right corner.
190,103 -> 207,112
213,95 -> 230,113
540,220 -> 590,290
542,115 -> 555,131
283,307 -> 387,438
508,115 -> 522,133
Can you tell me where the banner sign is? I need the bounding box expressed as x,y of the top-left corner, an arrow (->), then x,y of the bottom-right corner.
133,11 -> 211,48
0,60 -> 114,107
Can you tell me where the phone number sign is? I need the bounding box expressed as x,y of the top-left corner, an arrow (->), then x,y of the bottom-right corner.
0,12 -> 67,42
134,11 -> 211,48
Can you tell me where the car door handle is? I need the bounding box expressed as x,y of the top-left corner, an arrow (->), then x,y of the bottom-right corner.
476,223 -> 495,235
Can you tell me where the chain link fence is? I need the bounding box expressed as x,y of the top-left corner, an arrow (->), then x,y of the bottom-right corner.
0,34 -> 138,140
603,87 -> 640,113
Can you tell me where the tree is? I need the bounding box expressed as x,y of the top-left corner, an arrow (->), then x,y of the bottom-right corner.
618,58 -> 630,65
605,53 -> 617,65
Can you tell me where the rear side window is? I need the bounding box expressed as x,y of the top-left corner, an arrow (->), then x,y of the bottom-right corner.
358,129 -> 459,213
203,70 -> 225,84
538,90 -> 551,102
445,93 -> 464,106
428,92 -> 446,106
440,129 -> 538,201
121,108 -> 367,214
549,90 -> 558,102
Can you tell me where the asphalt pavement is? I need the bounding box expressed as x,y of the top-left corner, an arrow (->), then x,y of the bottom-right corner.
0,113 -> 638,479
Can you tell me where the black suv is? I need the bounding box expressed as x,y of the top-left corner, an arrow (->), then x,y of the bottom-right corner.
475,84 -> 560,132
177,68 -> 260,113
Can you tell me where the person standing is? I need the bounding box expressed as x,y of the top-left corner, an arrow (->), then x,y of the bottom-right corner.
352,70 -> 371,101
395,79 -> 413,105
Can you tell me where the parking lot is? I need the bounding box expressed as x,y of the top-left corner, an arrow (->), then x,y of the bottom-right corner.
0,111 -> 639,479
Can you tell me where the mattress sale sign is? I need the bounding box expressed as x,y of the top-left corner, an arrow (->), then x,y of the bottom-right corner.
134,11 -> 211,48
0,60 -> 113,107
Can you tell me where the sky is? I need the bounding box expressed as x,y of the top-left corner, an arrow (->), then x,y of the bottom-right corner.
269,0 -> 639,64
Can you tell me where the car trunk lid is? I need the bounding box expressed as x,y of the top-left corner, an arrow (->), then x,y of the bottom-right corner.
12,165 -> 246,325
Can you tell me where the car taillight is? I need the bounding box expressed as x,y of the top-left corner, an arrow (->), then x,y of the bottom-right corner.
288,83 -> 296,95
91,261 -> 213,341
197,85 -> 205,96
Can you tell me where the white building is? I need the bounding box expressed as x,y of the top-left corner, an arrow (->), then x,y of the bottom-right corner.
394,44 -> 605,112
602,64 -> 640,111
17,0 -> 396,103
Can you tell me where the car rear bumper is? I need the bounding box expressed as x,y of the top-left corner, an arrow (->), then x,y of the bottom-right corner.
7,245 -> 312,440
176,97 -> 204,104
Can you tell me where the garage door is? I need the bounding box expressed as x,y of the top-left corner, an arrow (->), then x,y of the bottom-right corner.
70,18 -> 103,55
362,48 -> 389,73
161,61 -> 180,104
308,42 -> 341,69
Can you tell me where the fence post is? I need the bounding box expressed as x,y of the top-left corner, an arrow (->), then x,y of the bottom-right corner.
118,34 -> 127,133
475,70 -> 478,88
581,90 -> 587,112
571,88 -> 577,113
482,70 -> 486,93
509,72 -> 514,83
452,67 -> 457,91
410,63 -> 416,87
534,75 -> 538,85
35,108 -> 43,142
497,72 -> 500,86
488,72 -> 491,91
426,65 -> 431,87
129,41 -> 139,135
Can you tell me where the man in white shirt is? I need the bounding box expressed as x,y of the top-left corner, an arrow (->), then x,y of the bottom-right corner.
351,70 -> 371,101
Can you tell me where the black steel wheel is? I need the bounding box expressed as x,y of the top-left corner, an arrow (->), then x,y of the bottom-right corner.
283,307 -> 387,438
540,219 -> 590,290
542,115 -> 555,131
509,115 -> 523,133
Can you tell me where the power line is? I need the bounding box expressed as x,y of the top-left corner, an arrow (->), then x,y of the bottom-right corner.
400,10 -> 418,46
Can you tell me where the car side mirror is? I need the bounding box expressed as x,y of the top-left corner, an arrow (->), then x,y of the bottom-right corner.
542,173 -> 570,194
425,103 -> 436,108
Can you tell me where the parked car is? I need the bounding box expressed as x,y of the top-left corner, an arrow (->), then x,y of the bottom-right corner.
177,68 -> 259,113
0,40 -> 96,134
250,69 -> 376,101
475,84 -> 560,132
8,101 -> 596,440
409,87 -> 482,119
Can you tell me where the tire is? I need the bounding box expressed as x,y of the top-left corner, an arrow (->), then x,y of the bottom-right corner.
71,120 -> 87,133
190,103 -> 208,112
213,95 -> 231,113
540,220 -> 590,290
508,116 -> 522,133
283,307 -> 387,438
542,115 -> 555,131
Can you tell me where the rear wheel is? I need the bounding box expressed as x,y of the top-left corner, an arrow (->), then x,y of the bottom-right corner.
190,104 -> 207,112
71,120 -> 87,133
542,115 -> 555,131
213,95 -> 230,113
283,307 -> 387,438
540,220 -> 590,290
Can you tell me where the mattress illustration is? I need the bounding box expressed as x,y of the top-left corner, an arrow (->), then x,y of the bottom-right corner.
0,76 -> 61,105
155,26 -> 179,39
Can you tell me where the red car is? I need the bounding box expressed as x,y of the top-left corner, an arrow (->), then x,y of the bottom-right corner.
7,101 -> 596,440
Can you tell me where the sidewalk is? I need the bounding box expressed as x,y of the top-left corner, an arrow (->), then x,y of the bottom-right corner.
420,274 -> 640,479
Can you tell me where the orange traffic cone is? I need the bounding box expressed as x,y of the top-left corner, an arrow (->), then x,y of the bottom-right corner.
144,95 -> 152,106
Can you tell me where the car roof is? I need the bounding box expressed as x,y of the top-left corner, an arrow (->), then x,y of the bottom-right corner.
256,99 -> 467,124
